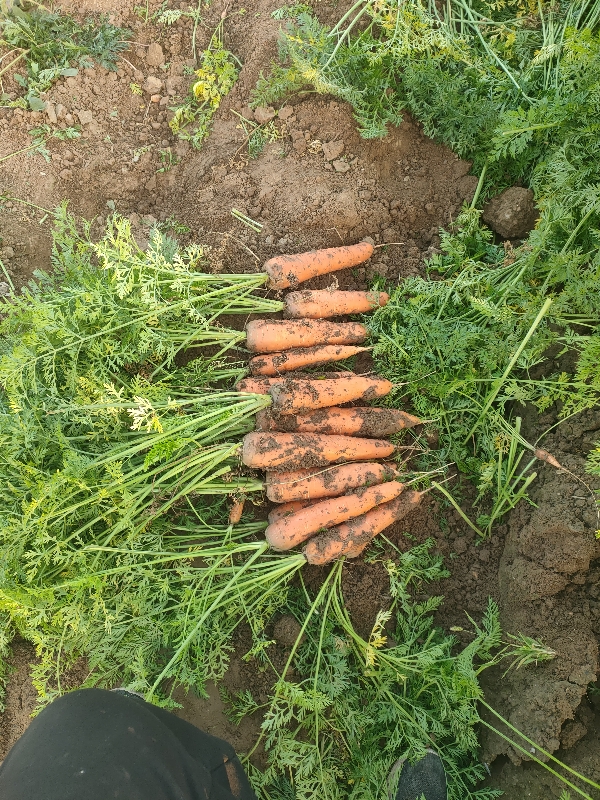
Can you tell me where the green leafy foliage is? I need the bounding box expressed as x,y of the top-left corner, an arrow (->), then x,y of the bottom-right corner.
0,6 -> 130,109
0,211 -> 297,703
241,543 -> 552,800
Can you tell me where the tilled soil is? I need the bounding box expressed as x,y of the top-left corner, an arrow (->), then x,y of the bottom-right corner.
1,0 -> 600,795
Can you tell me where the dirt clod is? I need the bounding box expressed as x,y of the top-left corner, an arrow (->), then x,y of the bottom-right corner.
482,186 -> 539,239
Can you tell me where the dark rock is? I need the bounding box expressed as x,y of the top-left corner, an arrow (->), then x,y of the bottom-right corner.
482,187 -> 539,239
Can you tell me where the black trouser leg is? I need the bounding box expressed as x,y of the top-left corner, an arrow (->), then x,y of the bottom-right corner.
0,688 -> 256,800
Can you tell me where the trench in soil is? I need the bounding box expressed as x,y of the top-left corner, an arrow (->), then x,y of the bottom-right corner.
1,0 -> 600,796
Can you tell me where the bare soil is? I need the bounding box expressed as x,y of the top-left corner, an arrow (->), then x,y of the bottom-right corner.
1,0 -> 599,796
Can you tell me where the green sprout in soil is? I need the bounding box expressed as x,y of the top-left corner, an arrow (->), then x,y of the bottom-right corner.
169,21 -> 239,149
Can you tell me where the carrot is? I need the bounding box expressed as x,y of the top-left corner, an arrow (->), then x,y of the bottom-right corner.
265,481 -> 404,551
270,376 -> 392,415
267,499 -> 315,524
264,242 -> 374,290
266,462 -> 398,503
237,372 -> 358,395
246,319 -> 367,353
229,498 -> 245,524
256,406 -> 422,437
249,345 -> 368,377
241,432 -> 396,471
303,490 -> 424,565
284,289 -> 389,319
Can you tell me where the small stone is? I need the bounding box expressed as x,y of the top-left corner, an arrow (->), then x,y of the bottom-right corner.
151,121 -> 161,130
332,159 -> 350,173
0,282 -> 11,296
278,106 -> 294,120
453,537 -> 467,555
265,235 -> 274,245
144,75 -> 164,95
362,237 -> 375,247
146,43 -> 165,67
55,104 -> 67,120
253,106 -> 276,124
1,246 -> 15,259
59,168 -> 72,180
45,102 -> 57,124
65,113 -> 74,125
150,94 -> 161,103
159,96 -> 170,106
76,109 -> 94,125
322,140 -> 344,161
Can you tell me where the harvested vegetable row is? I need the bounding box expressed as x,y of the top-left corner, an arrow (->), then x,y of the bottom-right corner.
303,490 -> 424,565
284,289 -> 389,319
265,462 -> 398,503
245,319 -> 367,353
270,375 -> 392,415
264,241 -> 374,290
256,406 -> 422,437
249,344 -> 368,376
241,432 -> 396,471
265,481 -> 405,551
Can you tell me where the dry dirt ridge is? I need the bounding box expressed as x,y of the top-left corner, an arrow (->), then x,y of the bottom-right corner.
1,1 -> 600,797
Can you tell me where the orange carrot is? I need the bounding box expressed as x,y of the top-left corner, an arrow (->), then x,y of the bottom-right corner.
229,498 -> 245,524
270,376 -> 392,415
266,462 -> 398,503
246,319 -> 367,353
256,406 -> 421,437
236,372 -> 357,395
285,289 -> 389,319
241,432 -> 396,471
265,481 -> 404,551
303,490 -> 424,565
249,345 -> 368,376
267,499 -> 316,524
264,242 -> 374,290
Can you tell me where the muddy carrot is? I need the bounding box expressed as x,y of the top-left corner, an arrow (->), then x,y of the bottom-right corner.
270,376 -> 392,415
256,406 -> 421,437
266,462 -> 398,503
237,372 -> 357,395
267,499 -> 315,524
264,242 -> 374,290
249,345 -> 368,376
303,490 -> 424,565
246,319 -> 367,353
284,289 -> 389,319
265,481 -> 404,551
241,432 -> 396,471
229,498 -> 245,524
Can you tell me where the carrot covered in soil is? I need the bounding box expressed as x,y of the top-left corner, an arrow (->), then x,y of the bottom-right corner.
264,242 -> 374,290
256,406 -> 422,437
236,372 -> 358,395
229,498 -> 246,524
284,289 -> 389,319
303,490 -> 424,565
270,376 -> 392,415
249,344 -> 368,376
265,481 -> 405,551
267,499 -> 316,524
266,462 -> 398,503
241,432 -> 396,471
245,319 -> 367,353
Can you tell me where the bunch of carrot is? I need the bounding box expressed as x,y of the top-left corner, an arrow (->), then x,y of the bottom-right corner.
231,242 -> 424,565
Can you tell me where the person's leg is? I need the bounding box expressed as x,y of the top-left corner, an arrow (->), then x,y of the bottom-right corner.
388,749 -> 447,800
0,688 -> 255,800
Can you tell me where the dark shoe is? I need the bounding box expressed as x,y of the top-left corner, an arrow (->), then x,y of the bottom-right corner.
388,749 -> 447,800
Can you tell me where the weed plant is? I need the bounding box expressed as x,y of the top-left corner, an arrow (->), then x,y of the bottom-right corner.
255,0 -> 600,531
0,5 -> 129,109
